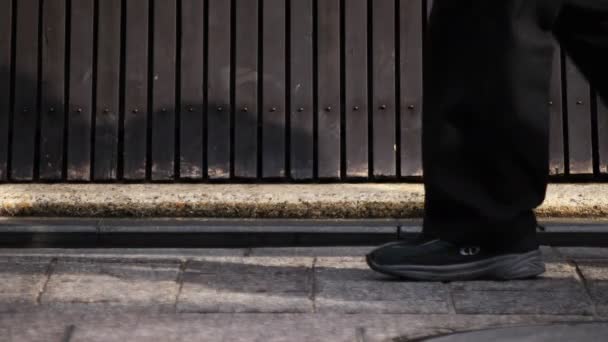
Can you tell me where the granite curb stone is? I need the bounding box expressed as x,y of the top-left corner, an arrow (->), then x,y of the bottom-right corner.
2,183 -> 608,218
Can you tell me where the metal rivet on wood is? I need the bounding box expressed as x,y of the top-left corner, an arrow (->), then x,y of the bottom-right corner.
326,106 -> 332,112
298,107 -> 304,112
408,105 -> 415,110
132,108 -> 139,113
242,107 -> 249,112
49,107 -> 55,113
270,107 -> 277,112
380,104 -> 387,110
353,106 -> 360,111
217,106 -> 223,112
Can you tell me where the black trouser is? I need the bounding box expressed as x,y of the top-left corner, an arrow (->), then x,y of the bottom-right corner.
422,0 -> 608,248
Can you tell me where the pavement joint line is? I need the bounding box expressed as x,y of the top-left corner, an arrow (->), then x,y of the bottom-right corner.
445,282 -> 458,315
36,258 -> 57,306
310,257 -> 318,314
573,261 -> 600,318
355,326 -> 367,342
172,260 -> 189,314
61,324 -> 76,342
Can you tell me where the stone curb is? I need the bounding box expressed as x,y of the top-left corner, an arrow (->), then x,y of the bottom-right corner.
0,183 -> 607,218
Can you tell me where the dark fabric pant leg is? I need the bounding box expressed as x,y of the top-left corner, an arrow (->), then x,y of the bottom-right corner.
555,0 -> 608,102
421,0 -> 562,249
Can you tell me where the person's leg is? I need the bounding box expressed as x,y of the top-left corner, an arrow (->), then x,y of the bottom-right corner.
554,0 -> 608,102
421,0 -> 562,250
367,0 -> 564,280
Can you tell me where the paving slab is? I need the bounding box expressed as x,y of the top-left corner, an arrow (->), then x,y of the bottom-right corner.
556,247 -> 608,261
0,248 -> 247,262
450,261 -> 594,315
177,257 -> 314,313
422,322 -> 608,342
40,260 -> 181,312
575,261 -> 608,316
314,257 -> 451,314
0,260 -> 50,313
249,246 -> 375,257
0,313 -> 597,342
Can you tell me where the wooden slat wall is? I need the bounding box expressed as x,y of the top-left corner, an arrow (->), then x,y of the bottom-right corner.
289,0 -> 314,180
565,57 -> 594,175
122,0 -> 149,180
94,0 -> 121,181
549,43 -> 565,176
599,95 -> 608,174
234,0 -> 259,179
179,0 -> 205,180
11,0 -> 39,181
0,0 -> 10,180
67,0 -> 95,181
0,0 -> 605,183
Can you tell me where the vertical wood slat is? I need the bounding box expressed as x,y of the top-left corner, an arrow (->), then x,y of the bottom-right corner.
289,0 -> 314,180
179,0 -> 205,179
151,0 -> 177,180
0,0 -> 12,180
94,0 -> 121,180
599,95 -> 608,174
262,0 -> 286,178
234,0 -> 259,179
344,0 -> 368,178
317,0 -> 341,179
207,0 -> 231,179
549,43 -> 565,176
67,0 -> 95,180
399,0 -> 423,177
39,0 -> 66,180
123,0 -> 149,180
565,57 -> 593,174
11,0 -> 39,180
372,0 -> 397,177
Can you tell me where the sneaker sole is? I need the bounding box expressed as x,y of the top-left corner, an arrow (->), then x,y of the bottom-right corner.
366,250 -> 546,281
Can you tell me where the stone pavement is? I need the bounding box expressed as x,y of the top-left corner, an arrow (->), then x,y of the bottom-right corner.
0,246 -> 607,341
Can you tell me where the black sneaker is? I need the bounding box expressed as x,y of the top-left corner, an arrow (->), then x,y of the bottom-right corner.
366,236 -> 545,281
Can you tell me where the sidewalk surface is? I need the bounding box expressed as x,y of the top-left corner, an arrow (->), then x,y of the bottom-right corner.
1,245 -> 608,341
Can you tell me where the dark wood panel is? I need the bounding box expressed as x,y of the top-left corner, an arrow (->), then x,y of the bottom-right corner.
549,43 -> 565,176
11,0 -> 39,180
39,0 -> 66,180
179,0 -> 205,180
599,95 -> 608,174
94,0 -> 121,180
262,0 -> 286,178
289,0 -> 314,180
317,0 -> 341,179
123,0 -> 149,180
372,0 -> 397,177
0,0 -> 12,180
565,57 -> 593,174
207,0 -> 231,179
151,0 -> 177,180
399,0 -> 423,177
67,0 -> 94,181
234,0 -> 259,179
344,0 -> 368,179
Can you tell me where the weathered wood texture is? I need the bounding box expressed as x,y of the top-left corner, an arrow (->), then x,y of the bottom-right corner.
0,0 -> 600,182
